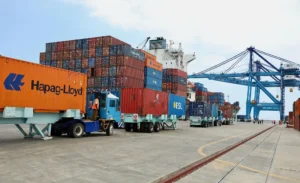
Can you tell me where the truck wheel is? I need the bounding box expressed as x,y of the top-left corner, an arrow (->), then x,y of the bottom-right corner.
147,123 -> 154,133
69,123 -> 84,138
133,123 -> 139,132
51,128 -> 62,136
140,123 -> 145,132
106,123 -> 113,136
124,123 -> 131,132
154,122 -> 160,132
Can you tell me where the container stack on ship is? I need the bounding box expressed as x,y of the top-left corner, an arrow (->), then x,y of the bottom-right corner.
39,36 -> 145,98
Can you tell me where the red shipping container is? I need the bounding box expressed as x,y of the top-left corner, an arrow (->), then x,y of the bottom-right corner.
294,115 -> 300,131
49,52 -> 56,60
116,56 -> 144,71
94,77 -> 101,87
70,50 -> 76,59
63,50 -> 70,59
70,40 -> 76,50
57,51 -> 63,60
69,59 -> 75,69
221,108 -> 233,118
82,58 -> 88,68
96,37 -> 103,47
76,49 -> 82,58
196,91 -> 208,97
121,88 -> 168,116
289,112 -> 294,125
40,52 -> 46,61
57,60 -> 63,68
57,42 -> 64,51
110,56 -> 117,66
89,38 -> 96,49
101,67 -> 109,76
89,48 -> 95,57
95,68 -> 102,76
88,78 -> 94,87
103,47 -> 109,56
64,41 -> 70,51
96,57 -> 102,68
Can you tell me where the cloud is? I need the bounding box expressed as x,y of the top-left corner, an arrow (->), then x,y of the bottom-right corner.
63,0 -> 300,52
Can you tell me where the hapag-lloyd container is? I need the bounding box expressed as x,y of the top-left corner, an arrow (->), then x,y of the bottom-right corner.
121,88 -> 168,116
0,56 -> 87,113
168,94 -> 186,117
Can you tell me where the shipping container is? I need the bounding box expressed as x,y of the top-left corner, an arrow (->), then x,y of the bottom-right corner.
83,49 -> 89,58
117,45 -> 131,56
76,39 -> 83,49
57,42 -> 64,51
89,48 -> 96,57
144,59 -> 163,71
96,37 -> 103,47
121,88 -> 168,116
70,40 -> 76,50
211,104 -> 218,118
0,56 -> 87,113
96,47 -> 102,57
46,43 -> 52,52
95,57 -> 102,67
70,50 -> 76,59
116,77 -> 144,88
116,56 -> 144,71
110,45 -> 118,56
189,102 -> 212,118
88,58 -> 95,68
289,111 -> 294,125
110,56 -> 117,66
144,76 -> 162,91
168,94 -> 186,117
88,38 -> 96,49
64,41 -> 70,51
40,52 -> 46,61
144,67 -> 163,80
76,49 -> 82,58
82,39 -> 89,49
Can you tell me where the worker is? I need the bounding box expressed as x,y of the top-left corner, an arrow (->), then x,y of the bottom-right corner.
92,96 -> 100,120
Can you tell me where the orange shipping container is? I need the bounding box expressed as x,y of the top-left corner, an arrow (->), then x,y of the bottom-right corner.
144,59 -> 163,71
139,49 -> 156,61
0,56 -> 87,114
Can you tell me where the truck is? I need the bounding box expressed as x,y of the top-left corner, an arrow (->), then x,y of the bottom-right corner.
121,89 -> 186,133
189,102 -> 223,127
220,107 -> 234,125
0,56 -> 118,140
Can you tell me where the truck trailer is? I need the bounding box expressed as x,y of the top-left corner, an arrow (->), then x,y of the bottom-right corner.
189,102 -> 222,127
0,56 -> 119,140
121,88 -> 185,133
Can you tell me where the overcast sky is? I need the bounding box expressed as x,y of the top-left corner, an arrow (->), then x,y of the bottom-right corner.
1,0 -> 300,120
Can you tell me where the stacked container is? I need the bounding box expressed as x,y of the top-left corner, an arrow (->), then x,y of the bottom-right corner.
194,83 -> 208,102
39,36 -> 145,98
207,92 -> 225,106
189,102 -> 212,118
139,50 -> 163,91
162,68 -> 187,97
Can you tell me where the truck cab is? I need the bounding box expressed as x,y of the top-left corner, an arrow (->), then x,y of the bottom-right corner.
86,92 -> 121,127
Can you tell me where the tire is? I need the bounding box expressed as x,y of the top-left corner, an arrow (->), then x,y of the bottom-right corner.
106,122 -> 113,136
124,123 -> 131,132
69,123 -> 84,138
147,122 -> 154,133
113,122 -> 118,129
133,123 -> 139,132
140,123 -> 145,132
154,122 -> 160,132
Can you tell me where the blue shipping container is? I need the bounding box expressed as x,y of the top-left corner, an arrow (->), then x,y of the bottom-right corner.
63,60 -> 69,69
76,59 -> 82,68
144,67 -> 163,80
130,47 -> 145,61
76,40 -> 82,49
52,42 -> 57,51
109,45 -> 118,56
96,47 -> 102,57
88,58 -> 95,68
102,57 -> 109,67
144,76 -> 162,88
109,66 -> 117,76
83,49 -> 89,58
82,39 -> 89,49
46,52 -> 52,61
117,45 -> 131,56
46,43 -> 52,52
189,102 -> 212,117
171,76 -> 187,85
168,94 -> 186,117
50,61 -> 57,67
211,104 -> 218,118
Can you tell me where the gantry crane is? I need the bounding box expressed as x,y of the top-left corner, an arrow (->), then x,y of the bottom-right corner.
188,47 -> 300,121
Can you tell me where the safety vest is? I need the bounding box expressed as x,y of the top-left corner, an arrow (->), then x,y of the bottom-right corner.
92,98 -> 99,110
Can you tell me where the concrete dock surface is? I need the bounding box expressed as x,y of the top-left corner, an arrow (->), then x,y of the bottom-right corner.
0,122 -> 299,183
